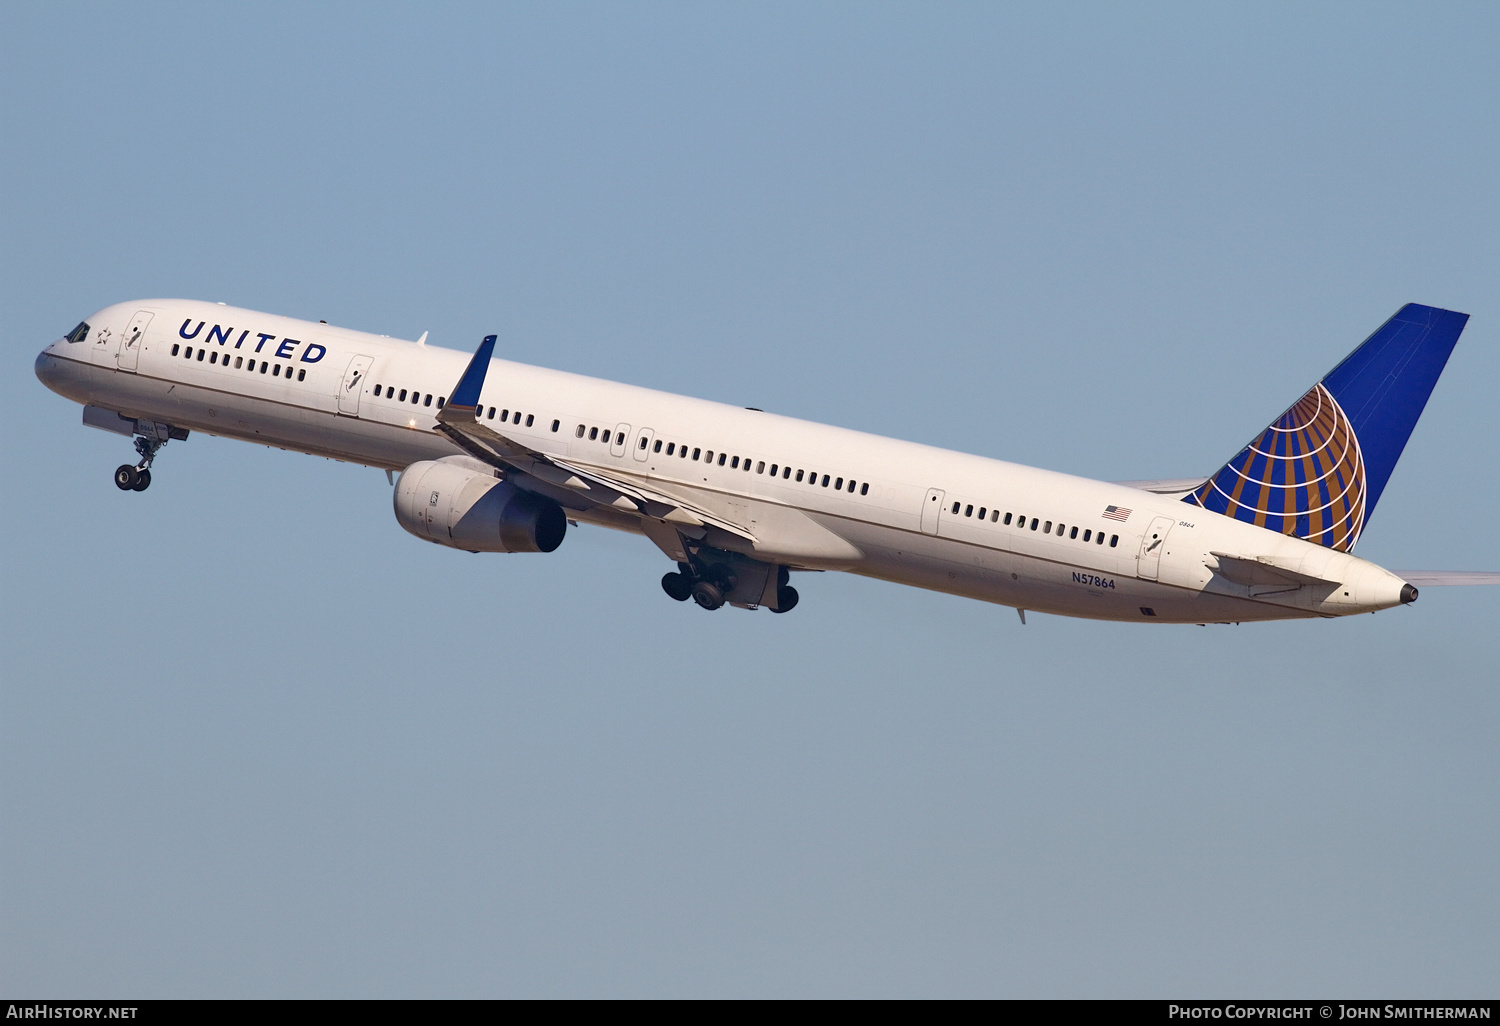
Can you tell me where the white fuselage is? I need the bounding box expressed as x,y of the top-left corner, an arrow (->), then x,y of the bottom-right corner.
35,299 -> 1413,623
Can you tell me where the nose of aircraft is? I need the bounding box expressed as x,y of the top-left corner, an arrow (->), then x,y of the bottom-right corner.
35,340 -> 78,397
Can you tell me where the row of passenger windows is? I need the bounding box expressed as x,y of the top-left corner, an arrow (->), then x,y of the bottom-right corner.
171,343 -> 307,381
632,429 -> 870,496
374,383 -> 447,409
950,500 -> 1119,547
576,424 -> 622,444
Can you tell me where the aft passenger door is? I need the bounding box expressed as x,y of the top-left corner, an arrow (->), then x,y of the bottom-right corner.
338,355 -> 374,416
1136,516 -> 1176,580
921,488 -> 945,535
118,311 -> 153,372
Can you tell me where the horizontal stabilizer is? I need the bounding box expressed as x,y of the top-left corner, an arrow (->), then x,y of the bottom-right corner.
1391,571 -> 1500,586
1207,551 -> 1340,588
1115,478 -> 1206,495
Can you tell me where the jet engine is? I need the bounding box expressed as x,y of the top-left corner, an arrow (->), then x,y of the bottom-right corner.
394,456 -> 566,553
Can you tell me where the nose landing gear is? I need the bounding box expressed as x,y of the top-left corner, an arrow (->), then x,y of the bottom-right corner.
113,432 -> 171,492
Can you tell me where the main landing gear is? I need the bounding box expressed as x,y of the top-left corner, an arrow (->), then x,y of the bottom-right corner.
114,434 -> 168,492
661,561 -> 799,613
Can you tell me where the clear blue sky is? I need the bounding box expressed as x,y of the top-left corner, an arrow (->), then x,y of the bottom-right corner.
3,2 -> 1497,997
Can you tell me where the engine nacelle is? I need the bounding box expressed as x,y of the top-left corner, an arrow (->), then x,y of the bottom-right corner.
394,457 -> 567,553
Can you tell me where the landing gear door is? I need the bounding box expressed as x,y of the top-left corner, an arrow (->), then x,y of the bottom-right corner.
118,311 -> 153,372
1137,515 -> 1176,581
921,488 -> 945,535
338,355 -> 374,416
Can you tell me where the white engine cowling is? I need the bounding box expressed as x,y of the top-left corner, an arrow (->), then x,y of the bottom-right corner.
394,457 -> 567,553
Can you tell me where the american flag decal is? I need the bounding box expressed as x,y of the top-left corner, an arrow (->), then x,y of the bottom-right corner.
1103,505 -> 1131,521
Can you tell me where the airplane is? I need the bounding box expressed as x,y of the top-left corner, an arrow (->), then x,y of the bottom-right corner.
34,299 -> 1498,623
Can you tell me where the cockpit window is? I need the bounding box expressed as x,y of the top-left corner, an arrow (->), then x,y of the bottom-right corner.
65,321 -> 90,344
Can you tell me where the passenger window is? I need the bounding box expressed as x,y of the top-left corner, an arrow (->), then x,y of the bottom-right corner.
1096,532 -> 1104,545
272,364 -> 280,376
197,349 -> 205,361
424,395 -> 432,407
693,448 -> 701,461
965,504 -> 973,517
528,415 -> 536,428
796,470 -> 804,482
847,479 -> 854,492
210,352 -> 218,364
298,369 -> 306,381
1043,521 -> 1051,533
861,483 -> 869,496
1004,513 -> 1012,525
639,437 -> 648,450
513,411 -> 521,424
1083,529 -> 1092,542
654,440 -> 662,453
952,502 -> 960,514
589,427 -> 598,440
1070,526 -> 1078,539
487,408 -> 496,419
437,397 -> 445,408
235,357 -> 242,368
990,509 -> 999,522
835,478 -> 843,490
821,474 -> 830,487
551,420 -> 560,432
731,456 -> 739,469
666,442 -> 675,455
757,462 -> 765,474
1109,535 -> 1119,547
399,389 -> 407,401
260,362 -> 268,373
412,392 -> 420,403
1030,518 -> 1039,530
171,343 -> 180,356
769,464 -> 778,476
716,452 -> 725,466
783,467 -> 791,479
374,383 -> 382,394
680,446 -> 688,458
706,451 -> 715,463
501,409 -> 509,420
977,507 -> 986,519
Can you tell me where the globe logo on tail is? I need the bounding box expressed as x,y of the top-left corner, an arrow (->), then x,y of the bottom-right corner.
1186,382 -> 1366,552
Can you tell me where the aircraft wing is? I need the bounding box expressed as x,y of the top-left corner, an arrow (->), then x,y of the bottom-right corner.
1390,571 -> 1500,586
435,335 -> 756,544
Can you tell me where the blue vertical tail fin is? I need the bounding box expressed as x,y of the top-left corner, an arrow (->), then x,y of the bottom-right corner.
1184,303 -> 1469,551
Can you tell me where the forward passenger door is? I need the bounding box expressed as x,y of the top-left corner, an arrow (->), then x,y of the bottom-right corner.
921,488 -> 945,535
118,311 -> 153,372
338,355 -> 374,416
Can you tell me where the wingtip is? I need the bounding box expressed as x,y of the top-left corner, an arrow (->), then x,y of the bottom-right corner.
444,334 -> 498,414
